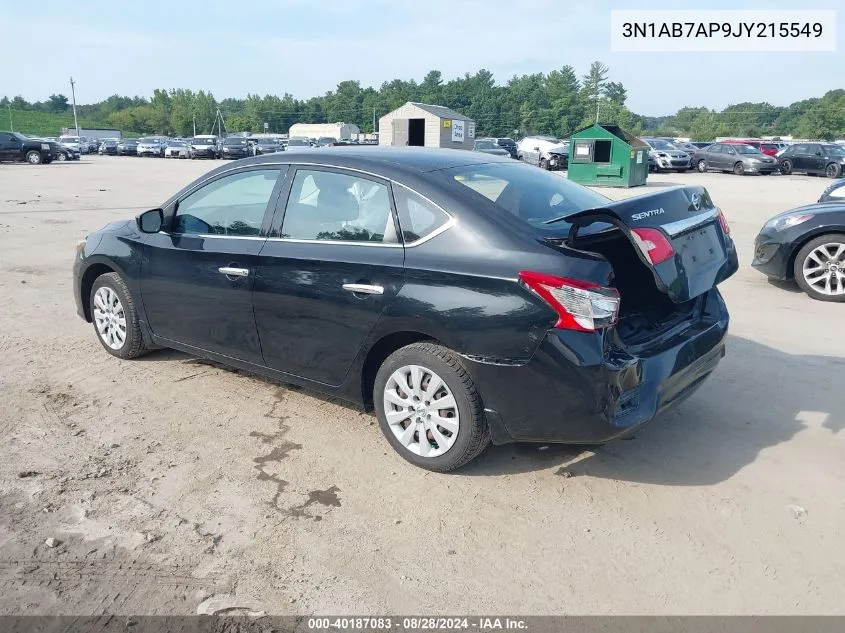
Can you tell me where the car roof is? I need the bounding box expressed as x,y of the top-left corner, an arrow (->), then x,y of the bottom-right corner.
229,146 -> 507,173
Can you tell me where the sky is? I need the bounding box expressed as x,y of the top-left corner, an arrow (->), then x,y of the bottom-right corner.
5,0 -> 842,116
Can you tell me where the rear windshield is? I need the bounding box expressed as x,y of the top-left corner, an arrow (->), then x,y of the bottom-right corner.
447,163 -> 608,231
648,139 -> 679,151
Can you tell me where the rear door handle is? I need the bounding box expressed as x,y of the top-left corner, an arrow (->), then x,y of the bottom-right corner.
342,283 -> 384,295
218,266 -> 250,277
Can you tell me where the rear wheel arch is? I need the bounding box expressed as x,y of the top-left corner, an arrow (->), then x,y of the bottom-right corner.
360,331 -> 439,409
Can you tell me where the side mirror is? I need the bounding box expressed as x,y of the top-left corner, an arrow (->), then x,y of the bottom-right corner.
534,146 -> 540,151
816,151 -> 823,156
137,208 -> 164,233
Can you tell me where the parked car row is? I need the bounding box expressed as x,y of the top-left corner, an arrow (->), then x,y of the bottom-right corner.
0,131 -> 79,164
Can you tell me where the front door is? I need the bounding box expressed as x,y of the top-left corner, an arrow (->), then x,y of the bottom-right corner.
140,167 -> 286,363
0,132 -> 19,161
253,166 -> 405,386
790,144 -> 810,171
807,144 -> 825,173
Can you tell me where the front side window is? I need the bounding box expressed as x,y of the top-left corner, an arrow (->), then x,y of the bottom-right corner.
825,145 -> 845,156
280,169 -> 396,243
172,169 -> 280,236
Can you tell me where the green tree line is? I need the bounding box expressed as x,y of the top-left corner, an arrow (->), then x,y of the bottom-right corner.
3,62 -> 843,140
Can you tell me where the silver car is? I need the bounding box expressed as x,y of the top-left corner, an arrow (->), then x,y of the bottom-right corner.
643,138 -> 691,172
692,143 -> 778,175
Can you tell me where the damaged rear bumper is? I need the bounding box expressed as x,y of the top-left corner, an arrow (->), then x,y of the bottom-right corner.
469,288 -> 730,445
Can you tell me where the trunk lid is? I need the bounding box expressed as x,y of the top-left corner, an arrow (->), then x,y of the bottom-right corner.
565,186 -> 738,303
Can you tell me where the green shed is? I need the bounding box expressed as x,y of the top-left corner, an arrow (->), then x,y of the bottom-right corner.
567,124 -> 649,188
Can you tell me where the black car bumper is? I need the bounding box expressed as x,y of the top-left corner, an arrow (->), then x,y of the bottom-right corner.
470,288 -> 729,444
221,150 -> 250,159
192,149 -> 218,158
751,227 -> 796,279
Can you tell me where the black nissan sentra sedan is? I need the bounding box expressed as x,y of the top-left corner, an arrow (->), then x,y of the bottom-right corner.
73,148 -> 738,471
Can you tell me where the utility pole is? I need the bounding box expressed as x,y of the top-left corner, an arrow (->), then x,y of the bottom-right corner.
7,104 -> 12,132
69,76 -> 81,138
193,114 -> 196,137
372,106 -> 376,136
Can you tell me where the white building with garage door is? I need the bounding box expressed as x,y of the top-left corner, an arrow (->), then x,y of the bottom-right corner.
378,102 -> 476,150
288,122 -> 360,140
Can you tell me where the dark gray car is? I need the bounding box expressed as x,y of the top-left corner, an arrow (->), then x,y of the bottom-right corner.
693,143 -> 778,175
473,139 -> 511,157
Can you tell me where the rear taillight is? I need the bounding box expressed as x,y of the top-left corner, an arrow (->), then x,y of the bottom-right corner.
717,208 -> 731,235
630,228 -> 675,265
518,271 -> 620,333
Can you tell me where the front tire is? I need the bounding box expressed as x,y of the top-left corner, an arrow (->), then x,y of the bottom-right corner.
89,272 -> 149,358
26,150 -> 42,165
697,159 -> 707,173
794,234 -> 845,302
539,157 -> 548,170
733,162 -> 745,176
374,342 -> 490,472
825,163 -> 841,179
57,152 -> 67,162
780,160 -> 793,175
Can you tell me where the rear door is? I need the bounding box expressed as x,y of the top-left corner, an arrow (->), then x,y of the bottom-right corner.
253,166 -> 405,386
705,144 -> 722,169
790,144 -> 810,171
567,186 -> 738,303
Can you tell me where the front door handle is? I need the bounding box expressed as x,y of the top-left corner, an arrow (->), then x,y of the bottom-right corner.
219,266 -> 250,278
342,283 -> 384,295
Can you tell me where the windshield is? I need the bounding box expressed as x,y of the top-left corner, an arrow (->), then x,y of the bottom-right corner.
224,138 -> 247,145
318,137 -> 337,144
258,140 -> 277,146
169,141 -> 186,147
648,139 -> 679,151
475,141 -> 497,149
735,145 -> 762,154
191,138 -> 213,145
824,145 -> 845,155
447,163 -> 609,231
62,137 -> 79,143
288,138 -> 310,146
138,138 -> 158,143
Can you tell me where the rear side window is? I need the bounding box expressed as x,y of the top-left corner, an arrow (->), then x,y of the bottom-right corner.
392,185 -> 451,243
173,169 -> 280,236
281,169 -> 397,243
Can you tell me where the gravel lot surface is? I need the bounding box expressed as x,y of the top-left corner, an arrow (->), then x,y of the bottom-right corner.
1,156 -> 843,615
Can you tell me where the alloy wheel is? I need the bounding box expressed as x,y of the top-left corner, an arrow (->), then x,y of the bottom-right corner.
382,364 -> 460,458
93,286 -> 127,350
803,243 -> 845,296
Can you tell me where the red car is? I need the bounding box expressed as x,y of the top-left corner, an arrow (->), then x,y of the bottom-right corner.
721,139 -> 780,157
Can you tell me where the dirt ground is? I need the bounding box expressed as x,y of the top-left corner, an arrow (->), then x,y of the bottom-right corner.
0,155 -> 843,616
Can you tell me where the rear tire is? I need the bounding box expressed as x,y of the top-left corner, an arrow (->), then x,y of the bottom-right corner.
780,159 -> 793,175
793,234 -> 845,302
374,342 -> 490,472
733,162 -> 745,176
89,273 -> 149,359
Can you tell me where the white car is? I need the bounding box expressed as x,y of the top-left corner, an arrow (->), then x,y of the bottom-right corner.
517,136 -> 568,170
164,141 -> 192,158
137,138 -> 166,157
59,136 -> 86,154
